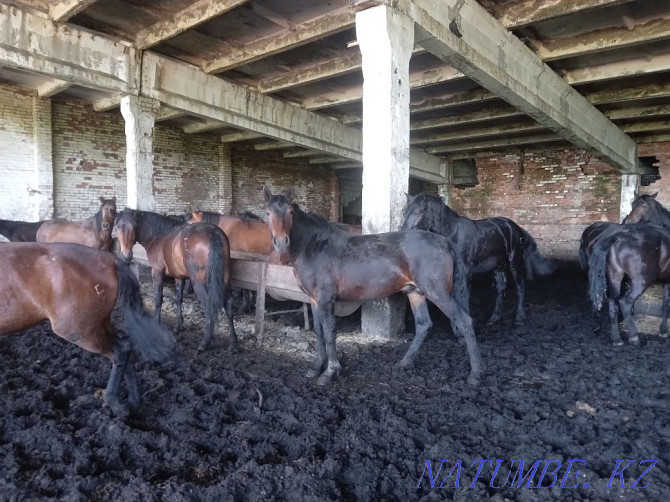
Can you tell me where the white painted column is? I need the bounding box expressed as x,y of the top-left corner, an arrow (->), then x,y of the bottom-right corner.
620,174 -> 639,222
121,95 -> 159,210
219,141 -> 233,214
357,5 -> 413,339
32,96 -> 53,219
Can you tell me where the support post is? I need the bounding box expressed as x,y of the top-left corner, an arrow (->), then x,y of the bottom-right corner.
32,96 -> 53,219
620,174 -> 640,222
219,141 -> 233,214
357,5 -> 413,339
121,95 -> 159,210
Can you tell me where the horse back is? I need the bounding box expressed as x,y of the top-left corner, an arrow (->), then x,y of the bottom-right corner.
0,243 -> 119,336
37,216 -> 110,250
217,216 -> 272,254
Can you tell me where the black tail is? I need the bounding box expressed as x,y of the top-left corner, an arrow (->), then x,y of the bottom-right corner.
115,259 -> 176,362
587,234 -> 618,312
520,227 -> 556,281
578,239 -> 589,271
205,229 -> 227,324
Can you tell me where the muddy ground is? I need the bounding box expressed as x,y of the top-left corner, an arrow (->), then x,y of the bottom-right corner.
1,261 -> 669,501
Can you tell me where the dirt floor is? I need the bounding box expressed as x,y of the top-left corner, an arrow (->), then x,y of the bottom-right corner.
1,261 -> 669,501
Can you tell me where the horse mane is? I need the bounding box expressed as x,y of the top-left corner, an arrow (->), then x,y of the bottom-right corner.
118,209 -> 183,238
197,210 -> 222,225
640,194 -> 670,227
410,193 -> 459,234
290,205 -> 347,253
237,210 -> 263,222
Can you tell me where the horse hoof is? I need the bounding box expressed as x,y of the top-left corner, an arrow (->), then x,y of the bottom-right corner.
305,368 -> 321,378
467,374 -> 481,387
629,337 -> 640,346
396,358 -> 412,369
197,342 -> 209,352
612,341 -> 624,347
316,374 -> 331,386
106,400 -> 129,419
660,332 -> 669,339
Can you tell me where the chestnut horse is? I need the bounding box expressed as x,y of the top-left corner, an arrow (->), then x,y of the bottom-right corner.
115,209 -> 237,352
37,196 -> 117,251
0,243 -> 176,417
401,193 -> 555,326
263,187 -> 482,386
0,218 -> 44,242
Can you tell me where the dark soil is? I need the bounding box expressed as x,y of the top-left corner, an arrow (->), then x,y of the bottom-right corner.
1,262 -> 669,501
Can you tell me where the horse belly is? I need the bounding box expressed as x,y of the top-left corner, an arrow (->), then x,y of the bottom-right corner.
0,290 -> 47,335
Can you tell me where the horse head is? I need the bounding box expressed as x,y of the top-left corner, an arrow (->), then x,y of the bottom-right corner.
624,192 -> 660,224
114,208 -> 138,263
99,196 -> 117,232
401,193 -> 432,231
263,186 -> 295,255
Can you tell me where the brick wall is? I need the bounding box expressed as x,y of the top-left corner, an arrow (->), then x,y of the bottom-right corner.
230,148 -> 339,220
638,142 -> 670,205
448,146 -> 670,260
0,83 -> 39,222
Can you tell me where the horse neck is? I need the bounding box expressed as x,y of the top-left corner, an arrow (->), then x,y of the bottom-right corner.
652,203 -> 670,228
289,210 -> 334,259
435,203 -> 461,236
135,211 -> 180,248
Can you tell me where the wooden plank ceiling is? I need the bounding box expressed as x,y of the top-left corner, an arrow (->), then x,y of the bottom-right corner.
3,0 -> 670,169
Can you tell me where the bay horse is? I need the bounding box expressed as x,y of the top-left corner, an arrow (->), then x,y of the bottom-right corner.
0,218 -> 44,242
588,223 -> 670,344
263,186 -> 482,386
36,196 -> 117,251
401,193 -> 555,326
0,243 -> 175,417
114,209 -> 237,352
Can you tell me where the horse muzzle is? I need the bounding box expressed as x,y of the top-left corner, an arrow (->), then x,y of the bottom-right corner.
119,251 -> 133,263
101,222 -> 111,231
271,235 -> 290,254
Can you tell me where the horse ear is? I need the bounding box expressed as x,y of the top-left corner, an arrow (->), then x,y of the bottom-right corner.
286,187 -> 295,203
263,186 -> 273,203
405,193 -> 415,205
652,192 -> 659,199
99,196 -> 105,203
112,195 -> 116,203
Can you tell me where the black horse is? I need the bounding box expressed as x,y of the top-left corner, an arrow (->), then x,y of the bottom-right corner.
0,218 -> 44,242
578,221 -> 625,270
401,193 -> 555,325
115,209 -> 237,352
588,223 -> 670,344
263,186 -> 483,386
623,192 -> 670,228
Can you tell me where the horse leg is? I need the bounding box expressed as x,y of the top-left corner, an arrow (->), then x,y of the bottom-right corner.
316,299 -> 340,386
151,269 -> 165,322
606,268 -> 624,346
306,302 -> 327,378
192,281 -> 215,351
508,261 -> 526,325
486,270 -> 506,326
660,283 -> 670,338
619,279 -> 648,346
397,292 -> 433,368
104,337 -> 134,418
432,292 -> 483,386
122,352 -> 141,413
173,278 -> 185,334
224,290 -> 238,353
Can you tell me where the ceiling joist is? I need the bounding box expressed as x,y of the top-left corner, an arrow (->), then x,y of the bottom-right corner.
135,0 -> 249,50
49,0 -> 99,23
203,8 -> 356,73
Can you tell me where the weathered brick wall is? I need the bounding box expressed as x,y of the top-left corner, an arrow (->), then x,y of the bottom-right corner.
0,83 -> 38,221
230,149 -> 339,220
638,142 -> 670,205
448,150 -> 623,260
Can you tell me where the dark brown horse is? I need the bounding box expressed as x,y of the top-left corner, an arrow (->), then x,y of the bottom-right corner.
0,243 -> 175,417
0,218 -> 44,242
588,223 -> 670,344
37,196 -> 117,250
578,221 -> 625,270
115,209 -> 236,352
263,186 -> 482,386
623,192 -> 670,228
401,193 -> 555,326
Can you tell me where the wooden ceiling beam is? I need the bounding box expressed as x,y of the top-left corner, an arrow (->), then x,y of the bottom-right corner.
412,122 -> 547,145
492,0 -> 633,29
135,0 -> 249,50
563,53 -> 670,85
203,8 -> 355,73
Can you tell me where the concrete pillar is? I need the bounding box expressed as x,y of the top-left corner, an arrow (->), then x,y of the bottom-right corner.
357,5 -> 413,339
121,95 -> 159,210
32,96 -> 53,219
438,184 -> 451,206
219,141 -> 233,214
620,174 -> 639,222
